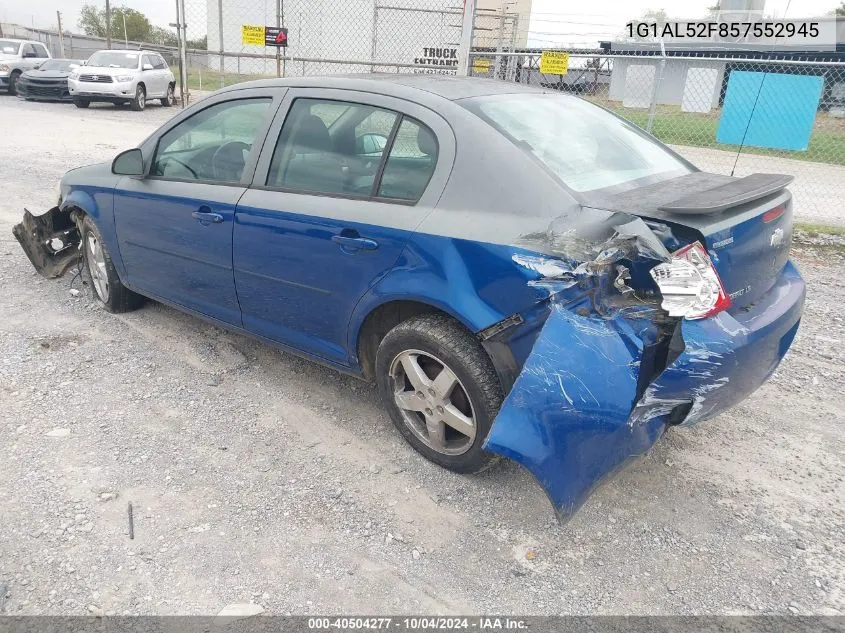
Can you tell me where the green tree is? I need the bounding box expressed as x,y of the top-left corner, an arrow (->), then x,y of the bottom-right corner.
111,7 -> 151,42
148,25 -> 178,47
623,8 -> 669,42
186,35 -> 207,50
77,4 -> 152,43
835,2 -> 845,16
78,4 -> 107,38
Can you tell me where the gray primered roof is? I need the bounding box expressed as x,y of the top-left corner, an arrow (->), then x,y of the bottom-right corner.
220,74 -> 548,102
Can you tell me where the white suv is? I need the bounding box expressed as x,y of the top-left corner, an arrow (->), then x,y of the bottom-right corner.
69,49 -> 175,111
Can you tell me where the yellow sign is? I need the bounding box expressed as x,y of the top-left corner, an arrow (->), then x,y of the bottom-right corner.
241,24 -> 265,46
472,58 -> 491,73
540,51 -> 569,75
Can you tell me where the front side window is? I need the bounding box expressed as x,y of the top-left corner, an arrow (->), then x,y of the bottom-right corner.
267,98 -> 398,196
152,98 -> 272,183
33,43 -> 49,58
152,55 -> 167,70
463,93 -> 692,193
87,51 -> 140,69
22,44 -> 36,58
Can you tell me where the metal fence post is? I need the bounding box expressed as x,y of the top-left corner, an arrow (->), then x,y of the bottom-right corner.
645,38 -> 667,134
217,0 -> 224,87
457,0 -> 478,77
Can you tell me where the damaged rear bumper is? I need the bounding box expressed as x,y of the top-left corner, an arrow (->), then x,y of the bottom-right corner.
12,207 -> 80,278
483,260 -> 805,521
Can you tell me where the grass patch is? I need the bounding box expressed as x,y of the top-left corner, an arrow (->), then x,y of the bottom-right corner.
794,221 -> 845,237
172,66 -> 268,92
590,98 -> 845,167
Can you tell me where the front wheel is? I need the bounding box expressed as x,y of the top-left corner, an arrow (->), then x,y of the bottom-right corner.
81,216 -> 144,313
73,98 -> 90,108
8,71 -> 21,95
129,84 -> 146,111
375,314 -> 503,473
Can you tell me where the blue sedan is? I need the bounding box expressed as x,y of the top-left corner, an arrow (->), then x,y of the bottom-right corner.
14,75 -> 805,520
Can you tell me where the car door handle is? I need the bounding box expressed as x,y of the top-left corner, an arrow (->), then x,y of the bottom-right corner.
192,210 -> 224,225
331,234 -> 379,251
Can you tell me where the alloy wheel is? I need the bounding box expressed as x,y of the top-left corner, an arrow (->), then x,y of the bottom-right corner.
389,349 -> 477,456
86,233 -> 110,302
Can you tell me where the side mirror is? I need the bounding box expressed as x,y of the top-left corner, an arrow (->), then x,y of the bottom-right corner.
33,63 -> 42,69
142,63 -> 154,70
112,148 -> 144,176
23,52 -> 36,58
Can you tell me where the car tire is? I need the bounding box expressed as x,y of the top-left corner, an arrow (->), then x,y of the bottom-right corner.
8,70 -> 20,95
73,98 -> 90,108
375,313 -> 503,474
161,83 -> 175,107
80,215 -> 144,313
129,84 -> 146,111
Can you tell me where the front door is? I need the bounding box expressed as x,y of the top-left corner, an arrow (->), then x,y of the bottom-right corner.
234,89 -> 449,365
114,94 -> 277,325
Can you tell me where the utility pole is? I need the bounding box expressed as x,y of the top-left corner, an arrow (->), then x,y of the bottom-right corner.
105,0 -> 112,48
56,11 -> 65,57
456,0 -> 478,77
123,12 -> 128,48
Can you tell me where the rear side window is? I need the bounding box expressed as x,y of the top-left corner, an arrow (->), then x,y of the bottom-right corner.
267,98 -> 398,196
377,118 -> 438,201
266,97 -> 438,202
463,93 -> 691,192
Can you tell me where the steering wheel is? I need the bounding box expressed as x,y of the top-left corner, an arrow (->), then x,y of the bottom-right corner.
160,156 -> 198,179
211,141 -> 251,182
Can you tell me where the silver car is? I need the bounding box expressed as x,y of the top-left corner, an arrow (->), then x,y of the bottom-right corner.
68,49 -> 175,111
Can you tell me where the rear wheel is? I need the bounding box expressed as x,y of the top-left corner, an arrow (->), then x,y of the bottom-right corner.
375,314 -> 503,473
80,216 -> 144,313
161,83 -> 175,107
73,98 -> 90,108
129,84 -> 146,111
8,70 -> 21,95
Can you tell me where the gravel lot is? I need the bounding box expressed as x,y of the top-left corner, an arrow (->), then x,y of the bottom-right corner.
0,95 -> 843,616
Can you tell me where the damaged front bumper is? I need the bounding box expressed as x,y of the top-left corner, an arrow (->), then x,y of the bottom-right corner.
12,207 -> 80,278
482,212 -> 805,521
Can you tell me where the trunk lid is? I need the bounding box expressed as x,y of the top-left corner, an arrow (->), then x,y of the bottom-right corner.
583,172 -> 794,312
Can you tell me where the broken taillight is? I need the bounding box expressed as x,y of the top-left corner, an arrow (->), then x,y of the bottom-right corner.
649,242 -> 731,320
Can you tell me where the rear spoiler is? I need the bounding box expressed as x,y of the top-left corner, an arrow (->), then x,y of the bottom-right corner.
658,173 -> 793,215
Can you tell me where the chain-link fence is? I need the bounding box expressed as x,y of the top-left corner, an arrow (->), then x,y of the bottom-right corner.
174,0 -> 526,95
469,49 -> 845,224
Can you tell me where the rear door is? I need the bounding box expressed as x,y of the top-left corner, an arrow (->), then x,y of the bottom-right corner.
151,53 -> 171,96
140,54 -> 162,96
113,88 -> 282,325
233,88 -> 453,365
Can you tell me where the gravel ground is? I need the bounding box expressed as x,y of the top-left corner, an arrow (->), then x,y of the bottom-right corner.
0,95 -> 843,616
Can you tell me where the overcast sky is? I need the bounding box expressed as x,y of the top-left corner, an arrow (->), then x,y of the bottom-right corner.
1,0 -> 839,44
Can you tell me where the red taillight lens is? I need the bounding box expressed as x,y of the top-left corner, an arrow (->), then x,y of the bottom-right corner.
762,205 -> 786,223
649,242 -> 731,320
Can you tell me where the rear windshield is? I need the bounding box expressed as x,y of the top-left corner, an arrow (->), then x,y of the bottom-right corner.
87,51 -> 139,69
463,93 -> 692,192
0,40 -> 21,55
